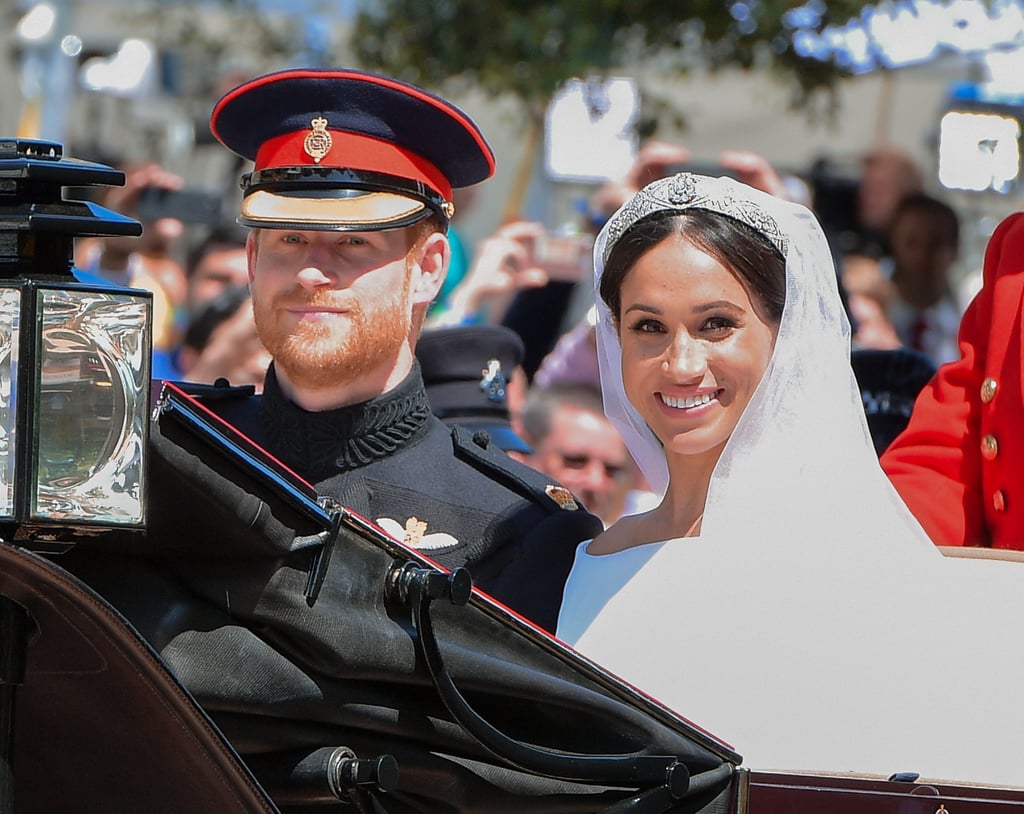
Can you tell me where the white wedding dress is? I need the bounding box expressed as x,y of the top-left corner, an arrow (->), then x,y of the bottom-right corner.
559,172 -> 1024,787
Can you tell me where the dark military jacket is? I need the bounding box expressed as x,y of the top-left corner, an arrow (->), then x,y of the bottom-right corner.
204,362 -> 601,632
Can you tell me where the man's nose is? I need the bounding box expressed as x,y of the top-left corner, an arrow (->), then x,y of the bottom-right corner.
577,459 -> 614,490
295,264 -> 335,289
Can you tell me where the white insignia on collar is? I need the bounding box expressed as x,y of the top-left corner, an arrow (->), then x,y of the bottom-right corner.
376,517 -> 460,550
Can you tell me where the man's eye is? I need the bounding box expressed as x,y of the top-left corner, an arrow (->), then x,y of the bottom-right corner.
561,454 -> 589,469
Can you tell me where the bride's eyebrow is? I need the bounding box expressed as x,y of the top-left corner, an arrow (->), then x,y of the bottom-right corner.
622,302 -> 662,316
622,300 -> 744,316
692,301 -> 744,314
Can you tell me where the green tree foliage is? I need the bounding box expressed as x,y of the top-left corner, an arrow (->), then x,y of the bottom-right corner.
352,0 -> 874,125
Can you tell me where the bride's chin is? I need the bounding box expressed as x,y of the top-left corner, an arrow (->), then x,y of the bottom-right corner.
659,428 -> 732,460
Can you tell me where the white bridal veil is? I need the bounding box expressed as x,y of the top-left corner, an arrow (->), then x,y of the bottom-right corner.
576,172 -> 1024,785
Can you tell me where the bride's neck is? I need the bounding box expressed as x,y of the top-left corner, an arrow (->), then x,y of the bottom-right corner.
651,486 -> 708,539
657,447 -> 720,537
589,447 -> 717,554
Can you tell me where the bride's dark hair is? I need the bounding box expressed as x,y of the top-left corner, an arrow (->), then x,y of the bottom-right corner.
600,208 -> 786,324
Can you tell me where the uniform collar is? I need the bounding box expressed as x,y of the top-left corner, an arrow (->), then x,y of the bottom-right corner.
260,362 -> 433,479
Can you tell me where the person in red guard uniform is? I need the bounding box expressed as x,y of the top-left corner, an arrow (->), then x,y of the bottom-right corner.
882,212 -> 1024,550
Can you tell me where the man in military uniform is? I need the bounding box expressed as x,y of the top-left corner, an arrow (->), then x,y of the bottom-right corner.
197,68 -> 600,630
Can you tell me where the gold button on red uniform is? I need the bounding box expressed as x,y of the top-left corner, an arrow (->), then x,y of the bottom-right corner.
982,434 -> 999,460
993,490 -> 1007,513
981,377 -> 998,403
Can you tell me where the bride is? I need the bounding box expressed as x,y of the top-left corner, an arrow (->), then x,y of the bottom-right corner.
557,171 -> 1024,786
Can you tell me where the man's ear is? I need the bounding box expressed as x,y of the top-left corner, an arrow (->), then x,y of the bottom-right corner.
245,230 -> 259,286
409,231 -> 450,306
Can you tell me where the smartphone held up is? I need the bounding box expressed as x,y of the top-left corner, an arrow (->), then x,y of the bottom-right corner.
532,230 -> 594,282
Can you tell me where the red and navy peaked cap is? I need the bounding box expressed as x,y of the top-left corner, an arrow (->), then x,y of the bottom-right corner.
210,68 -> 496,232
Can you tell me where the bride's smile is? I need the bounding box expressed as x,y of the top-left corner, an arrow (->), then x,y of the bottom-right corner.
658,390 -> 718,410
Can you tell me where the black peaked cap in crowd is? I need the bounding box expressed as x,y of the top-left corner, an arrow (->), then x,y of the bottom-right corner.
418,325 -> 532,455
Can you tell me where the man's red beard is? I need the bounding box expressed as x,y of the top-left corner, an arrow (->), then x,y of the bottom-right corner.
253,275 -> 412,392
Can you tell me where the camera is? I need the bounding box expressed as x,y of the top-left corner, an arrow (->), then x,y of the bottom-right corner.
136,186 -> 224,225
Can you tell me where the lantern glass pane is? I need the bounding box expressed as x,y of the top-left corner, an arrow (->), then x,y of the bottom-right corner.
32,288 -> 150,526
0,286 -> 20,518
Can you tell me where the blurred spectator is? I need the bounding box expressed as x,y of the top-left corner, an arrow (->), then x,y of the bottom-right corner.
883,192 -> 963,365
417,324 -> 532,455
184,224 -> 250,320
519,383 -> 651,527
426,219 -> 590,330
842,190 -> 963,366
175,225 -> 269,389
849,294 -> 904,352
74,161 -> 190,378
176,287 -> 269,391
842,255 -> 902,351
856,146 -> 924,259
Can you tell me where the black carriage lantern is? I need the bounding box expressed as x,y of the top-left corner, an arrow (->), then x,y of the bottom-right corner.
0,138 -> 149,547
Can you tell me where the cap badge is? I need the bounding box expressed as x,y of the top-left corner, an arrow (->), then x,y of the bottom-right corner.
545,484 -> 580,511
304,116 -> 333,163
480,358 -> 507,403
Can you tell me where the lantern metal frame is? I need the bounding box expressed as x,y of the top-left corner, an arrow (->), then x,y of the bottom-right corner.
0,137 -> 150,548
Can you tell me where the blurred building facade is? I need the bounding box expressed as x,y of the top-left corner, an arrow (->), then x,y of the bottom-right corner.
4,0 -> 1024,274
